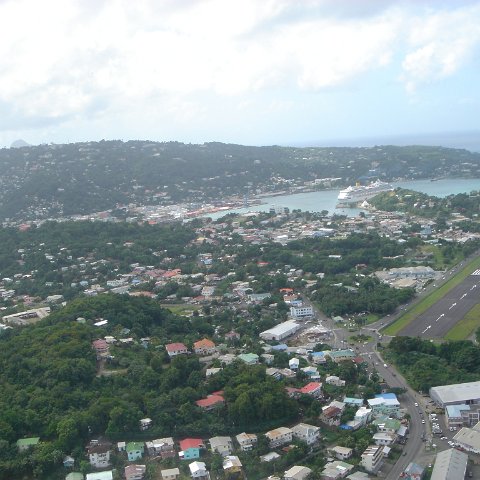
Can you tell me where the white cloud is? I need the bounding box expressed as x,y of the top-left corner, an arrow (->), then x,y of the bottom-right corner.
0,0 -> 479,134
401,4 -> 480,92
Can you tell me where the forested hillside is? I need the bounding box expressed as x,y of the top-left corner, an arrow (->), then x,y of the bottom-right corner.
0,140 -> 479,221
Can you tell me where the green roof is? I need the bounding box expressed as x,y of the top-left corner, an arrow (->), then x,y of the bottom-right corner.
16,437 -> 40,447
237,353 -> 259,363
126,441 -> 144,451
66,474 -> 84,480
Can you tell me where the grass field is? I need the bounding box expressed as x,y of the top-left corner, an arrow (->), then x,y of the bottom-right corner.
383,254 -> 480,336
161,304 -> 201,315
444,303 -> 480,341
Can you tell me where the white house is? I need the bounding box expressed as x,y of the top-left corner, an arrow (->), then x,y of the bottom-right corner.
87,443 -> 112,468
236,432 -> 257,451
291,423 -> 320,445
265,427 -> 293,448
189,461 -> 209,480
209,436 -> 233,456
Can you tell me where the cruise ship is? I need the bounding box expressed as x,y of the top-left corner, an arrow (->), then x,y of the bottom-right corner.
337,180 -> 394,206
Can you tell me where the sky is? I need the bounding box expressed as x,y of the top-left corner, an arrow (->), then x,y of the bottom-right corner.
1,0 -> 480,148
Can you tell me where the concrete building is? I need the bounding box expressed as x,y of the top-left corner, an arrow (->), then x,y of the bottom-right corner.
265,427 -> 293,448
329,446 -> 353,460
431,448 -> 468,480
209,436 -> 233,456
291,423 -> 320,445
453,422 -> 480,453
284,465 -> 312,480
430,380 -> 480,407
236,432 -> 257,451
260,320 -> 301,341
320,460 -> 354,480
161,469 -> 180,480
290,305 -> 313,318
360,445 -> 383,473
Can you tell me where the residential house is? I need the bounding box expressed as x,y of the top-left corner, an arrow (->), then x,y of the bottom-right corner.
189,461 -> 209,480
330,446 -> 353,460
139,418 -> 152,431
66,473 -> 84,480
262,353 -> 275,364
92,339 -> 109,359
343,397 -> 364,407
373,418 -> 401,434
16,437 -> 40,452
360,445 -> 384,473
284,465 -> 312,480
85,472 -> 113,480
225,331 -> 240,342
373,432 -> 397,446
346,406 -> 372,430
179,438 -> 204,460
260,452 -> 281,462
289,358 -> 300,370
196,393 -> 225,411
320,460 -> 354,480
206,367 -> 223,377
165,342 -> 188,357
209,436 -> 233,456
125,464 -> 146,480
145,437 -> 175,458
87,442 -> 112,468
236,432 -> 257,451
63,456 -> 75,468
311,351 -> 328,364
301,366 -> 321,380
161,468 -> 180,480
194,338 -> 216,356
237,353 -> 259,365
300,382 -> 322,398
325,376 -> 346,387
320,406 -> 342,427
327,350 -> 355,363
223,455 -> 243,480
126,442 -> 144,461
401,462 -> 424,480
265,427 -> 293,448
291,423 -> 320,446
367,394 -> 401,418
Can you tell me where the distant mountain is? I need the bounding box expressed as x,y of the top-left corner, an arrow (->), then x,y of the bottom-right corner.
299,130 -> 480,153
0,140 -> 479,223
10,139 -> 31,148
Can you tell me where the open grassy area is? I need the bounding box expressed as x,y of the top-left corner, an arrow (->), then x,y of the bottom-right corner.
445,303 -> 480,341
161,304 -> 202,315
383,254 -> 480,336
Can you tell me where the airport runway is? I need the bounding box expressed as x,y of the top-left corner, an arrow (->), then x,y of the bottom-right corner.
398,271 -> 480,338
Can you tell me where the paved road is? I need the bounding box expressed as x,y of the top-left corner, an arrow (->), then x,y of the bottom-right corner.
398,273 -> 480,338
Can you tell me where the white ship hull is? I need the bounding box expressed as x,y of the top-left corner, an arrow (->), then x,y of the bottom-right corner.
337,180 -> 393,206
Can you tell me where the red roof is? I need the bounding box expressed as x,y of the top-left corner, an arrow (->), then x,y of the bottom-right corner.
166,342 -> 187,352
194,338 -> 215,349
195,394 -> 224,408
300,382 -> 322,394
179,438 -> 204,451
322,406 -> 341,418
92,339 -> 108,350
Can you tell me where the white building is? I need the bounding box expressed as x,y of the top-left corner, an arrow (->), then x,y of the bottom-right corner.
284,466 -> 312,480
209,436 -> 233,456
265,427 -> 293,448
430,381 -> 480,407
431,448 -> 468,480
360,445 -> 383,473
189,461 -> 209,480
260,320 -> 301,341
290,306 -> 313,318
291,423 -> 320,445
236,432 -> 257,451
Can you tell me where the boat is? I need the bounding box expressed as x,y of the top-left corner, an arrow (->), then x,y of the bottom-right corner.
337,180 -> 393,206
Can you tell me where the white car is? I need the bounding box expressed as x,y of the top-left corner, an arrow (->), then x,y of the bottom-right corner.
414,402 -> 419,407
421,420 -> 426,424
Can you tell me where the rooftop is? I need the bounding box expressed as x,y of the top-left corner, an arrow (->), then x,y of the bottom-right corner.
430,380 -> 480,404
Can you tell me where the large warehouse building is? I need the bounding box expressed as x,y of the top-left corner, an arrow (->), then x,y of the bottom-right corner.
430,381 -> 480,407
260,320 -> 301,341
